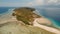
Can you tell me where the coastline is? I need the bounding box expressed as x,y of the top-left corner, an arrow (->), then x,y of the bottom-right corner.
33,18 -> 60,34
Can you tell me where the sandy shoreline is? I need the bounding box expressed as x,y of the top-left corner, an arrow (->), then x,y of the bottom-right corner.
33,18 -> 60,34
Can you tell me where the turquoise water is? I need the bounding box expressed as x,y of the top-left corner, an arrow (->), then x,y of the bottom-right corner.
47,18 -> 60,29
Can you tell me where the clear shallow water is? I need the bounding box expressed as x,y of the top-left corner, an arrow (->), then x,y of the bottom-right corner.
0,7 -> 60,29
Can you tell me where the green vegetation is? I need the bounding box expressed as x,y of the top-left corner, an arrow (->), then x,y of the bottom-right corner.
16,15 -> 30,25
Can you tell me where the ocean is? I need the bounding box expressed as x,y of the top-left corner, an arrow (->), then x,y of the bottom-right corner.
0,7 -> 60,29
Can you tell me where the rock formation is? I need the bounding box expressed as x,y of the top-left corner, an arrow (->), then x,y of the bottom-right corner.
12,7 -> 41,25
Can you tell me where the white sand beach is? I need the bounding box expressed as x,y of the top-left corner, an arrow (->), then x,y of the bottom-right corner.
33,18 -> 60,34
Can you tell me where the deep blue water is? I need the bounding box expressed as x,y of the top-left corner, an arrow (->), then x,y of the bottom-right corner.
0,7 -> 60,28
0,7 -> 15,14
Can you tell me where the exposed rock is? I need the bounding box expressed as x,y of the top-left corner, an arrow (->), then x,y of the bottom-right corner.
12,7 -> 41,25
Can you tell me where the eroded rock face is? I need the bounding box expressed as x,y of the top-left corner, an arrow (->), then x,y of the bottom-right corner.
12,7 -> 40,25
0,21 -> 55,34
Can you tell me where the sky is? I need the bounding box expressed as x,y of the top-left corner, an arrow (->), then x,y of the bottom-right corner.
0,0 -> 60,7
